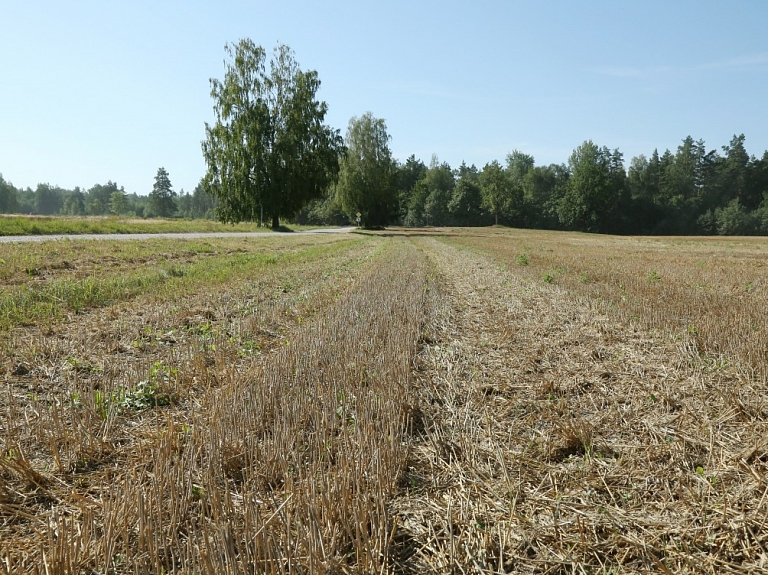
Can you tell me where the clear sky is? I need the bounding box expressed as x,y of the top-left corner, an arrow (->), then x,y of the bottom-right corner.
2,1 -> 767,195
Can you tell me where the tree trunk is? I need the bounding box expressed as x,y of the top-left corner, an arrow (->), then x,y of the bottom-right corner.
272,214 -> 280,229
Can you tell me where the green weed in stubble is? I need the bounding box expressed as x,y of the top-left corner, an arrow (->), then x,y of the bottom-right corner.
93,361 -> 175,418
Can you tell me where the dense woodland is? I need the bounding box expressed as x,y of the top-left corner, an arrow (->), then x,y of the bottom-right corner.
3,133 -> 768,235
302,133 -> 768,235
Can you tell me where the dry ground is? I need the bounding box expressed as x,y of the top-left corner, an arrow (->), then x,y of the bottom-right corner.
393,234 -> 768,573
1,228 -> 767,573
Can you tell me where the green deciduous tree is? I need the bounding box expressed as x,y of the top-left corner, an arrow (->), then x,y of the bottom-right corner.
202,40 -> 344,228
558,141 -> 626,233
335,112 -> 397,227
63,188 -> 86,215
522,164 -> 569,229
396,155 -> 427,223
87,181 -> 121,215
423,156 -> 455,226
449,163 -> 484,226
34,183 -> 64,215
149,167 -> 177,218
480,160 -> 510,225
505,150 -> 534,225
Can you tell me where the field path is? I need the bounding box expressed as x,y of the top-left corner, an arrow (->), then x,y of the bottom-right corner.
390,236 -> 767,573
0,225 -> 356,243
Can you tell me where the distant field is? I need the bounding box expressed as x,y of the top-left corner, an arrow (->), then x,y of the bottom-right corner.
1,227 -> 766,573
0,214 -> 322,236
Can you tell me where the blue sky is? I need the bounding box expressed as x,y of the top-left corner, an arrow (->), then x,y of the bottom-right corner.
1,1 -> 767,195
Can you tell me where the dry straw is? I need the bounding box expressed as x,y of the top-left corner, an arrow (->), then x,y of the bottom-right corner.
2,228 -> 768,573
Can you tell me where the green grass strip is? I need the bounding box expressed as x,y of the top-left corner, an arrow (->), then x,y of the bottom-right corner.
0,216 -> 326,236
0,237 -> 366,331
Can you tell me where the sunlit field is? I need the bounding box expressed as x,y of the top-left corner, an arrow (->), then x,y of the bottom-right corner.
1,228 -> 766,573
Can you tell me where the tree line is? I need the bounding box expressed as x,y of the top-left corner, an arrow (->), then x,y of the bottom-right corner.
341,132 -> 768,236
0,168 -> 216,220
200,40 -> 768,235
4,38 -> 768,236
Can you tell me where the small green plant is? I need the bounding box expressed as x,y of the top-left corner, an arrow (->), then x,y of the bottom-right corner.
191,484 -> 206,500
647,270 -> 661,283
542,273 -> 554,284
579,271 -> 591,284
166,266 -> 186,277
66,356 -> 100,373
234,338 -> 260,357
94,390 -> 111,419
515,253 -> 529,266
122,380 -> 171,410
91,363 -> 175,417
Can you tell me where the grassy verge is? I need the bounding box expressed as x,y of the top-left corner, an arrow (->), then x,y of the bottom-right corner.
0,214 -> 327,236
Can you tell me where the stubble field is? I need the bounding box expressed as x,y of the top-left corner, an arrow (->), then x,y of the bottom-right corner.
1,228 -> 767,573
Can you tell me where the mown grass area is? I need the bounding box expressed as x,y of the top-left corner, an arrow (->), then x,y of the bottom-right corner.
0,234 -> 363,330
0,214 -> 325,236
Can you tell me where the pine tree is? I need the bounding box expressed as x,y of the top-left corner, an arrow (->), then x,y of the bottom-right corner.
149,167 -> 177,218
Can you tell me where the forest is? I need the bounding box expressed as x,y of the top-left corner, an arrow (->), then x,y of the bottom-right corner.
356,133 -> 768,236
2,133 -> 768,236
0,170 -> 216,221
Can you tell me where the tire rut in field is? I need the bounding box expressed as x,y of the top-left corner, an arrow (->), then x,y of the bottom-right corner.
391,237 -> 768,574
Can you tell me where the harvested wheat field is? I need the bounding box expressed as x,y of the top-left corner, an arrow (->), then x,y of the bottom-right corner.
1,228 -> 768,573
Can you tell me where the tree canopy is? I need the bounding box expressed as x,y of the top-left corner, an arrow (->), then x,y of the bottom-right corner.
335,112 -> 397,227
480,160 -> 511,225
202,40 -> 344,228
558,141 -> 626,233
